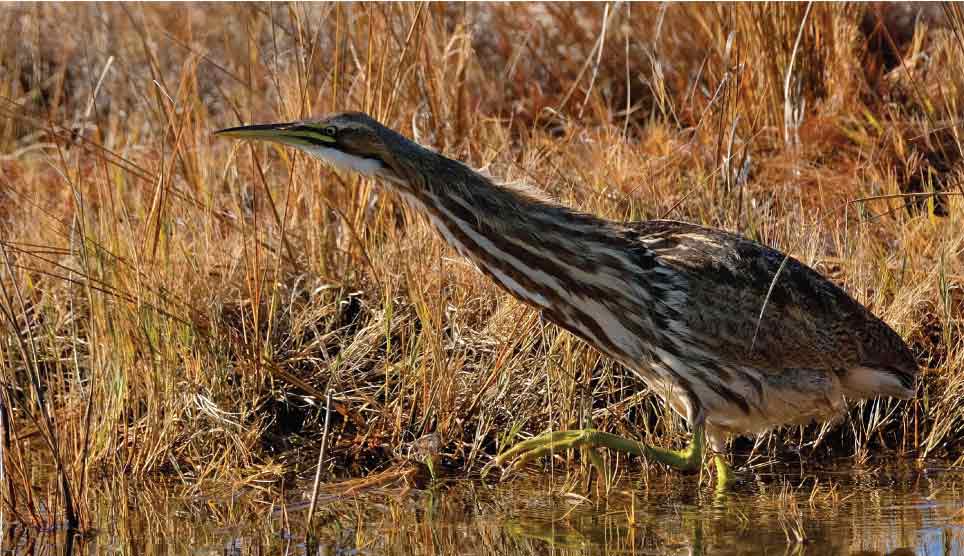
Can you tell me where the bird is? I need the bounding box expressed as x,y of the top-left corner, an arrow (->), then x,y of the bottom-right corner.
215,111 -> 918,489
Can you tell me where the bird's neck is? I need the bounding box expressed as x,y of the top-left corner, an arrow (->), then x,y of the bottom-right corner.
397,152 -> 609,302
387,151 -> 662,363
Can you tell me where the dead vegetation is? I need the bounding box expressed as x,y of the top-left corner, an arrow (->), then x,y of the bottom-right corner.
0,3 -> 962,530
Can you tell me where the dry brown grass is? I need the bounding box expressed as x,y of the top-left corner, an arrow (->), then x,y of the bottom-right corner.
0,3 -> 962,529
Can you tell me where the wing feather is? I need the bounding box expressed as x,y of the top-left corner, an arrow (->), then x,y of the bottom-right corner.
628,220 -> 916,382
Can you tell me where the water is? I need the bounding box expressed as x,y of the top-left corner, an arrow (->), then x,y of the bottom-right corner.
6,463 -> 963,555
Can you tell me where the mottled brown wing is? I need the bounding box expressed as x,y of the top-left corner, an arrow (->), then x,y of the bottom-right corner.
628,220 -> 916,379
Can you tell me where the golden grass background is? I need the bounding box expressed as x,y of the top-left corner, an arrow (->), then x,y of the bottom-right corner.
0,2 -> 962,528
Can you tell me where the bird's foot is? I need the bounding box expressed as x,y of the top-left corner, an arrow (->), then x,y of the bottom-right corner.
483,429 -> 609,478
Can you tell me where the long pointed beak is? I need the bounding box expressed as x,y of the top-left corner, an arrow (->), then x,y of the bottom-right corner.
214,122 -> 292,141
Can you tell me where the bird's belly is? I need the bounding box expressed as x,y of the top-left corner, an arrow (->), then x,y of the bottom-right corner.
703,367 -> 849,435
633,351 -> 850,436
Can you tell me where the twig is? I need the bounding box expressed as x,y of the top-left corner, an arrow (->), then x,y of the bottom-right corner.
579,2 -> 611,118
559,2 -> 616,113
658,189 -> 695,220
0,397 -> 5,538
750,254 -> 791,355
783,2 -> 813,148
305,390 -> 333,535
850,191 -> 964,203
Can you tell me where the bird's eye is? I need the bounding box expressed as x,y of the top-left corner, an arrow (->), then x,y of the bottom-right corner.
322,126 -> 337,138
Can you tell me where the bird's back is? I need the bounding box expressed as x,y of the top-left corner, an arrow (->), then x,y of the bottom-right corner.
630,220 -> 917,401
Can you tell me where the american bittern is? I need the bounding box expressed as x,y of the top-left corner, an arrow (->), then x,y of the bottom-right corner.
216,112 -> 917,488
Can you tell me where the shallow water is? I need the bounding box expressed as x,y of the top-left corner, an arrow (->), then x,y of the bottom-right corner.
6,462 -> 964,555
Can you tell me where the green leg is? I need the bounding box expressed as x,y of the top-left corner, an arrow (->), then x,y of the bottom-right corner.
490,426 -> 705,474
488,426 -> 736,491
714,454 -> 735,492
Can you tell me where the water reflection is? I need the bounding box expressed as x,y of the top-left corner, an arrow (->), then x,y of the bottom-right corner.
3,463 -> 962,555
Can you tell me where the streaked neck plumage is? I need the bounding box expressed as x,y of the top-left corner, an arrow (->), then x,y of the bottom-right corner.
346,130 -> 669,367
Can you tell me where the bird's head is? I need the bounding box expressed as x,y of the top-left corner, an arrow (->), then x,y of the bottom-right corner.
215,111 -> 408,184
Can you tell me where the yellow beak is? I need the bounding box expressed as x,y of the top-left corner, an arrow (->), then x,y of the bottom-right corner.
214,123 -> 290,141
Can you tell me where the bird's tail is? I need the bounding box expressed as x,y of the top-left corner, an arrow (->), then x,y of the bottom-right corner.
840,366 -> 916,400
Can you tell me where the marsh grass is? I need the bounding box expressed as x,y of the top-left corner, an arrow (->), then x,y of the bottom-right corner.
0,3 -> 962,529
